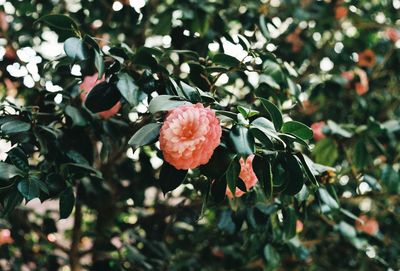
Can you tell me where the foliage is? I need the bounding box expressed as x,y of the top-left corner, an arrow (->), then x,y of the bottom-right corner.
0,0 -> 399,270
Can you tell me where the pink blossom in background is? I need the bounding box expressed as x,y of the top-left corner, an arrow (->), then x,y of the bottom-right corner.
355,215 -> 379,236
0,230 -> 13,246
358,49 -> 376,68
0,12 -> 9,32
335,6 -> 348,20
159,103 -> 222,170
226,155 -> 258,198
385,27 -> 400,43
311,121 -> 326,141
296,220 -> 304,233
354,68 -> 369,95
80,73 -> 121,119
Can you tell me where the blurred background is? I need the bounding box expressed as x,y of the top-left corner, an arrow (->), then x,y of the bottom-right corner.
0,0 -> 400,270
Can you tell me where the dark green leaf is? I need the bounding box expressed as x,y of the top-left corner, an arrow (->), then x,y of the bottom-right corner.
148,95 -> 191,114
0,162 -> 24,181
59,187 -> 75,219
94,50 -> 105,79
213,53 -> 240,67
64,37 -> 90,62
65,105 -> 86,126
84,82 -> 121,113
7,147 -> 29,173
318,187 -> 339,209
226,156 -> 240,196
159,162 -> 187,194
1,120 -> 31,134
283,207 -> 297,240
281,121 -> 313,140
17,179 -> 40,201
259,98 -> 283,131
117,73 -> 142,106
37,14 -> 78,32
263,245 -> 280,269
128,123 -> 162,150
284,155 -> 304,196
229,125 -> 254,156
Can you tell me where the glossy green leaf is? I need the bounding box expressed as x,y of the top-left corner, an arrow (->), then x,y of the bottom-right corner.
1,120 -> 31,134
284,155 -> 304,196
229,125 -> 254,156
117,73 -> 142,106
259,98 -> 283,131
59,187 -> 75,219
128,123 -> 162,150
226,156 -> 240,196
213,53 -> 240,67
159,162 -> 187,194
64,37 -> 89,62
281,121 -> 313,140
148,95 -> 191,114
0,162 -> 24,181
7,147 -> 29,173
84,82 -> 121,113
17,179 -> 40,201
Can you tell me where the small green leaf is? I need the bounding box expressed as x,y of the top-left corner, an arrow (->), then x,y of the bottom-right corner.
353,140 -> 370,169
284,155 -> 304,196
128,123 -> 162,150
84,82 -> 121,113
159,162 -> 187,194
64,37 -> 90,62
263,245 -> 280,269
213,53 -> 240,67
94,50 -> 105,79
226,156 -> 240,196
179,81 -> 201,102
0,162 -> 24,181
318,187 -> 339,209
312,138 -> 338,166
229,125 -> 254,156
148,95 -> 191,114
1,120 -> 31,134
259,98 -> 283,131
117,73 -> 142,106
283,207 -> 297,240
7,147 -> 29,173
65,105 -> 86,126
59,187 -> 75,219
36,14 -> 78,32
17,179 -> 40,201
281,121 -> 313,140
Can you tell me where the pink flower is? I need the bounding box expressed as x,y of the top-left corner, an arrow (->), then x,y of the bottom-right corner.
385,28 -> 400,43
354,68 -> 369,95
296,220 -> 304,233
0,12 -> 9,32
159,103 -> 222,170
355,215 -> 379,236
226,155 -> 258,198
358,49 -> 376,68
0,229 -> 13,246
311,121 -> 326,141
80,73 -> 121,119
335,6 -> 348,20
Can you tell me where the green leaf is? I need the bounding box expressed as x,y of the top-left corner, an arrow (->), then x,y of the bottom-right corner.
17,179 -> 40,201
94,50 -> 105,79
318,187 -> 339,209
283,207 -> 297,240
211,178 -> 227,203
263,60 -> 284,83
226,156 -> 240,196
1,120 -> 31,134
263,245 -> 280,269
64,37 -> 90,62
116,73 -> 142,106
284,155 -> 304,196
0,162 -> 24,181
7,147 -> 29,173
327,120 -> 353,138
229,125 -> 254,156
128,123 -> 162,150
148,95 -> 191,114
36,14 -> 78,32
353,140 -> 370,169
295,153 -> 319,186
281,121 -> 313,140
84,82 -> 121,113
213,53 -> 240,67
312,138 -> 338,166
381,165 -> 399,193
200,145 -> 232,179
1,186 -> 23,217
65,105 -> 86,126
259,98 -> 283,131
252,156 -> 273,198
179,81 -> 201,102
159,162 -> 187,194
59,187 -> 75,219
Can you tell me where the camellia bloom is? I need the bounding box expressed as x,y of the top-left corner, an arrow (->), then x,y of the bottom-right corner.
286,28 -> 303,53
0,229 -> 13,246
341,69 -> 369,95
355,215 -> 379,236
296,220 -> 304,233
80,73 -> 121,119
358,49 -> 376,68
159,103 -> 221,170
0,12 -> 9,32
335,6 -> 348,20
311,121 -> 326,141
226,155 -> 258,198
385,27 -> 400,43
